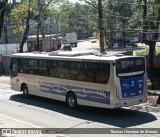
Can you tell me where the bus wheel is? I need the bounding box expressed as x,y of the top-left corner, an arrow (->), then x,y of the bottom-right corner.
66,93 -> 77,108
22,84 -> 29,98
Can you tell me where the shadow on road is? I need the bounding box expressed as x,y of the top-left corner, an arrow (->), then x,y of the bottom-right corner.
10,94 -> 157,128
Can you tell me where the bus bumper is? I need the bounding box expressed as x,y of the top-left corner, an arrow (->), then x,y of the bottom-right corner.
113,95 -> 147,108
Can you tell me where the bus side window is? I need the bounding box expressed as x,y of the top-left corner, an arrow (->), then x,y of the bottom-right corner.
96,63 -> 110,84
96,71 -> 108,84
70,62 -> 84,81
36,60 -> 48,76
76,69 -> 84,81
19,58 -> 27,73
26,59 -> 36,74
48,61 -> 58,77
83,70 -> 93,82
57,61 -> 70,79
82,62 -> 98,82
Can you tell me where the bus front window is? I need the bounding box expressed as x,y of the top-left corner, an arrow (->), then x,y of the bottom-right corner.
10,58 -> 18,75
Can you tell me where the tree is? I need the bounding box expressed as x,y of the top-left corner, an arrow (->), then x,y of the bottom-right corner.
9,0 -> 38,34
0,0 -> 8,39
141,0 -> 160,79
10,0 -> 58,52
53,1 -> 96,36
19,0 -> 31,53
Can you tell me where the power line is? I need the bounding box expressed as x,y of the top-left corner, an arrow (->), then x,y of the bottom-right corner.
104,0 -> 160,7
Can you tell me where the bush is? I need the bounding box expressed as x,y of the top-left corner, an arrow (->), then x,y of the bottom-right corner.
150,81 -> 160,90
135,48 -> 160,56
148,79 -> 160,90
135,49 -> 149,56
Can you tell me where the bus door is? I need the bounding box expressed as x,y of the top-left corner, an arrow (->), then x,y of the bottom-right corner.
10,58 -> 20,90
115,58 -> 145,99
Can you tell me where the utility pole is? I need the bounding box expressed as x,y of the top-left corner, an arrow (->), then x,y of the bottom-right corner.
38,0 -> 46,52
98,0 -> 105,53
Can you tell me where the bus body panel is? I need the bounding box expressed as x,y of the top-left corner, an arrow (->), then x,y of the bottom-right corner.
10,52 -> 147,109
11,76 -> 21,92
17,73 -> 113,108
113,95 -> 147,108
77,99 -> 114,108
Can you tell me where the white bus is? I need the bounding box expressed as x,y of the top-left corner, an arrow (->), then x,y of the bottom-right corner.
10,51 -> 147,109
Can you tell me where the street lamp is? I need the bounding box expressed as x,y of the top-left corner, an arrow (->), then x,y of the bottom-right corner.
79,0 -> 105,53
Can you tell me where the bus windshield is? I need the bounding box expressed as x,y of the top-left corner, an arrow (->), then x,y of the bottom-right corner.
116,58 -> 145,77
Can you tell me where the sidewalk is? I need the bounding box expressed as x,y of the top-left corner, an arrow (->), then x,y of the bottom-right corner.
0,75 -> 10,85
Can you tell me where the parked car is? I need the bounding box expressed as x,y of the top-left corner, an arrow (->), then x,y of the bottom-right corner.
126,40 -> 137,47
48,45 -> 57,52
63,44 -> 72,51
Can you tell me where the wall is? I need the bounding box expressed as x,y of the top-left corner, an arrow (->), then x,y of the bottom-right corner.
0,43 -> 27,55
3,55 -> 10,75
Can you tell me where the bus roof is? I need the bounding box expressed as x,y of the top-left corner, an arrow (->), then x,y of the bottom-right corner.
11,51 -> 144,62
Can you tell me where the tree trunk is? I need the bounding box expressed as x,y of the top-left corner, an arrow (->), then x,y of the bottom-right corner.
122,20 -> 126,48
148,41 -> 156,79
0,0 -> 8,39
19,0 -> 31,53
4,25 -> 8,44
36,23 -> 40,51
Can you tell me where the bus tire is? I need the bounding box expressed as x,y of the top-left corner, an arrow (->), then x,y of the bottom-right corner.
22,84 -> 29,98
66,93 -> 77,108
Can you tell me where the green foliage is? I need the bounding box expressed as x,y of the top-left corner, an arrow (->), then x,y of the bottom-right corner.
9,0 -> 62,34
148,78 -> 160,90
9,0 -> 36,33
150,81 -> 160,90
135,49 -> 149,56
135,48 -> 160,56
54,1 -> 96,34
8,0 -> 160,39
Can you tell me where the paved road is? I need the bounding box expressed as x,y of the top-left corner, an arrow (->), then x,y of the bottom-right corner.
0,77 -> 160,137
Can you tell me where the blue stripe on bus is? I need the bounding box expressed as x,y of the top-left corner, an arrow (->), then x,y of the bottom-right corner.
39,82 -> 110,105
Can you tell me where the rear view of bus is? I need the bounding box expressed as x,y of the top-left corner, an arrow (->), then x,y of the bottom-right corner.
113,57 -> 147,108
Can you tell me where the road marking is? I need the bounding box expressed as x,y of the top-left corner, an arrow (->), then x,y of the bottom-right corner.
0,113 -> 42,128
